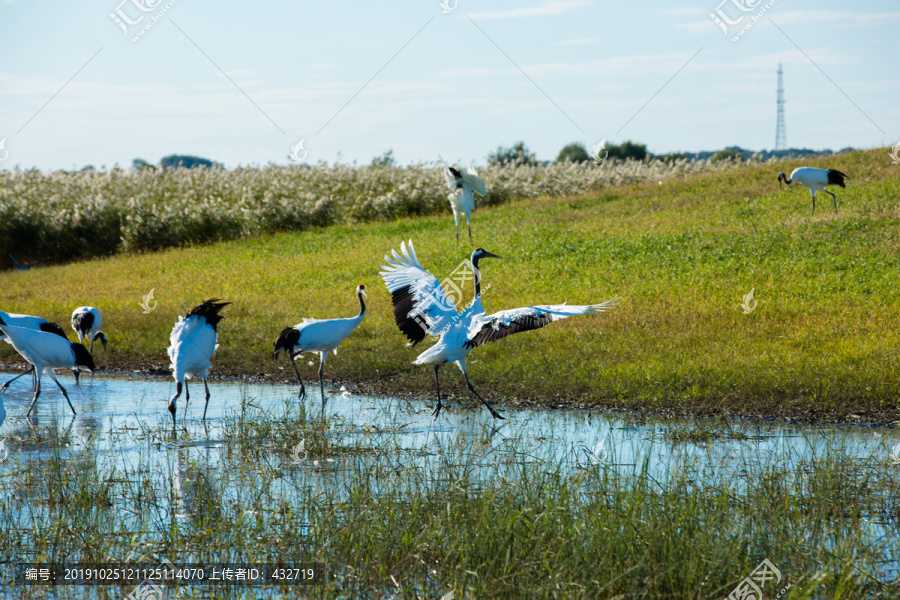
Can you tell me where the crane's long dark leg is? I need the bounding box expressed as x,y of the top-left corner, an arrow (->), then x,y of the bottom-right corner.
168,382 -> 182,429
467,214 -> 472,241
289,352 -> 306,400
827,190 -> 837,212
51,377 -> 77,416
810,192 -> 816,216
182,380 -> 190,422
0,365 -> 35,392
201,378 -> 211,421
318,352 -> 327,407
25,382 -> 42,416
432,362 -> 444,420
463,371 -> 504,420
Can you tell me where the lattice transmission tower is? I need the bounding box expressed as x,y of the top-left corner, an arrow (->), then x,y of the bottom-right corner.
775,63 -> 787,151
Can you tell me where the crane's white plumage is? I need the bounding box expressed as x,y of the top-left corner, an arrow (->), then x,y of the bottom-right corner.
166,299 -> 230,425
442,165 -> 486,241
273,285 -> 367,402
777,167 -> 848,214
381,240 -> 620,419
0,310 -> 69,392
71,306 -> 107,355
0,323 -> 94,416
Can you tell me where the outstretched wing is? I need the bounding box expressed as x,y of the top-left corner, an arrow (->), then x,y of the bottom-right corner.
380,240 -> 459,346
465,297 -> 621,349
461,167 -> 487,196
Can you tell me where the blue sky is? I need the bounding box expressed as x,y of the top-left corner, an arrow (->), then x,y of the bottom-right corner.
1,0 -> 898,170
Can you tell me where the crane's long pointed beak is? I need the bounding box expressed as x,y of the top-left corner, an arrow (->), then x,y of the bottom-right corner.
483,251 -> 502,259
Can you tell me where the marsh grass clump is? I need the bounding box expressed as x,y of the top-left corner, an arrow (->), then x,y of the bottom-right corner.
220,394 -> 372,462
1,411 -> 899,598
662,416 -> 752,445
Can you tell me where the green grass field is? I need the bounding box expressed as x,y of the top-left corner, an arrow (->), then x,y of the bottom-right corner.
2,149 -> 898,421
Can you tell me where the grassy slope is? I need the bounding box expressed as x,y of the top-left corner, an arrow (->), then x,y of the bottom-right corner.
2,149 -> 899,420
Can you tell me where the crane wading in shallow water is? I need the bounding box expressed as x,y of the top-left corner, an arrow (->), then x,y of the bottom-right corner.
442,162 -> 486,242
0,319 -> 95,416
380,240 -> 621,420
0,310 -> 69,392
777,167 -> 848,215
273,284 -> 367,404
167,299 -> 230,426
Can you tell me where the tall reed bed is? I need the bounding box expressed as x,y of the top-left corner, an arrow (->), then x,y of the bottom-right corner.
0,159 -> 731,268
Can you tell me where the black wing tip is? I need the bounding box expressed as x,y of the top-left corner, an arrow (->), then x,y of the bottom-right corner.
40,321 -> 69,339
71,342 -> 96,372
390,285 -> 428,345
187,299 -> 231,330
828,169 -> 848,187
273,326 -> 301,356
465,313 -> 553,349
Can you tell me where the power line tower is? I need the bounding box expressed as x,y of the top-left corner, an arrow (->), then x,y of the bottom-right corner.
775,63 -> 787,151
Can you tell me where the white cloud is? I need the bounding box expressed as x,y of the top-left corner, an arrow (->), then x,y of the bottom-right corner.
467,0 -> 592,20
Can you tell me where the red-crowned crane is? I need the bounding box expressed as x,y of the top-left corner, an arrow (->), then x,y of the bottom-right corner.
0,310 -> 69,392
273,284 -> 367,403
442,164 -> 486,241
71,306 -> 108,355
166,299 -> 230,426
0,320 -> 95,416
777,167 -> 848,215
380,241 -> 620,420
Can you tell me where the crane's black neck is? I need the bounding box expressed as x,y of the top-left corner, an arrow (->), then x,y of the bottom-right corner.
357,290 -> 366,317
471,254 -> 483,301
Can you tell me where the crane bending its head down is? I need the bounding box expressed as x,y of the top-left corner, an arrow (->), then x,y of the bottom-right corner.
777,167 -> 847,215
0,317 -> 95,416
0,310 -> 69,392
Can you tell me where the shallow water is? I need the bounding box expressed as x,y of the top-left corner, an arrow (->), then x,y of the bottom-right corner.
0,369 -> 894,475
0,370 -> 898,594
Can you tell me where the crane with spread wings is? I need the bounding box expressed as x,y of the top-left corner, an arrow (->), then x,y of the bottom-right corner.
380,240 -> 620,420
